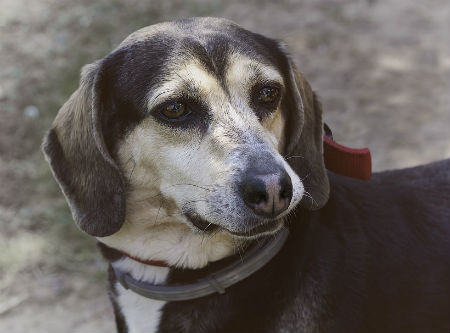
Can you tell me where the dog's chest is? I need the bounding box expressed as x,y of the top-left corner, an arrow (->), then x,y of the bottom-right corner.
116,284 -> 166,333
114,258 -> 169,333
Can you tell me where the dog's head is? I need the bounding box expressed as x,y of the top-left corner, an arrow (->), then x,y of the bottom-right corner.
42,18 -> 329,264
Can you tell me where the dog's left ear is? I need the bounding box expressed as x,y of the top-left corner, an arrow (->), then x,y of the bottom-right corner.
279,47 -> 330,209
42,61 -> 126,237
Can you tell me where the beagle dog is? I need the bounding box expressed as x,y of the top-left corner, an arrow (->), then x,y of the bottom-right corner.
42,17 -> 449,333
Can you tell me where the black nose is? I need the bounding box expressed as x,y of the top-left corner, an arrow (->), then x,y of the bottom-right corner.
239,169 -> 293,218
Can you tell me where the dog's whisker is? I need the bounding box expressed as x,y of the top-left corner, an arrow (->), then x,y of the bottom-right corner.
123,155 -> 137,182
151,89 -> 172,104
301,173 -> 311,181
153,200 -> 162,225
285,155 -> 305,160
302,191 -> 315,203
200,232 -> 206,247
302,189 -> 317,209
232,238 -> 245,264
182,199 -> 209,206
134,192 -> 164,203
203,222 -> 213,232
171,183 -> 212,191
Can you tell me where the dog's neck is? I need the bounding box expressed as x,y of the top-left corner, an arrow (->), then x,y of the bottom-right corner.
98,238 -> 247,286
99,242 -> 246,333
106,253 -> 170,333
113,255 -> 170,284
97,221 -> 240,269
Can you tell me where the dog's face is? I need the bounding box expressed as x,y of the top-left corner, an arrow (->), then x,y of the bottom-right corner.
43,18 -> 329,267
114,22 -> 305,237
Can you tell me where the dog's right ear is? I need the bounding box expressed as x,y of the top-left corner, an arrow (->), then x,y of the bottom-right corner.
42,61 -> 126,237
277,45 -> 330,210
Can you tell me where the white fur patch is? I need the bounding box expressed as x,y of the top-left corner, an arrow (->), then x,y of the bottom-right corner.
115,257 -> 169,333
100,222 -> 237,268
226,53 -> 284,88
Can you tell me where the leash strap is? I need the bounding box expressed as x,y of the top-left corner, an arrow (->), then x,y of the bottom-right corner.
118,253 -> 169,267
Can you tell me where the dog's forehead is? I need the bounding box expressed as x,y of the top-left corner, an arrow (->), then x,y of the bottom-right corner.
107,18 -> 288,116
119,17 -> 269,52
116,17 -> 283,77
146,55 -> 284,110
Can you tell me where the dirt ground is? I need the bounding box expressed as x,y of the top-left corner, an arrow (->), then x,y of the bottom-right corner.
0,0 -> 448,332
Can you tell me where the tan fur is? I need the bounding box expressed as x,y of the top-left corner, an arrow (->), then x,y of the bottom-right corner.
98,55 -> 303,268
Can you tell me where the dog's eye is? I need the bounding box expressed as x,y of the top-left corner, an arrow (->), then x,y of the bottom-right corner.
257,87 -> 279,104
160,102 -> 187,119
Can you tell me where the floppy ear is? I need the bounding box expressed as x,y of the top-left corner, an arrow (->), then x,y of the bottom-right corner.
281,53 -> 330,210
42,61 -> 126,236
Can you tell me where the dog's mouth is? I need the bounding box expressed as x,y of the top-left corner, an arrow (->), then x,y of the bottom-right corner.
185,212 -> 219,232
228,220 -> 284,237
184,211 -> 283,238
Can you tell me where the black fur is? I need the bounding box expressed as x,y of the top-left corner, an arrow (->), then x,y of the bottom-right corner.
155,160 -> 450,332
99,37 -> 176,153
101,160 -> 449,332
107,266 -> 129,333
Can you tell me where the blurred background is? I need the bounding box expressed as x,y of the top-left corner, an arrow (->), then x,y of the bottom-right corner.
0,0 -> 448,331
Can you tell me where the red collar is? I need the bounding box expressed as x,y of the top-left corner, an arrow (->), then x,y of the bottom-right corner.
323,134 -> 372,181
120,251 -> 169,267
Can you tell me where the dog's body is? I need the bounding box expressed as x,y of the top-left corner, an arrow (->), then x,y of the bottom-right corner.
42,18 -> 449,332
100,160 -> 450,333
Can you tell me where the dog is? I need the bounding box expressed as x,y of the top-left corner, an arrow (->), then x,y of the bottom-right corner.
42,17 -> 449,332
